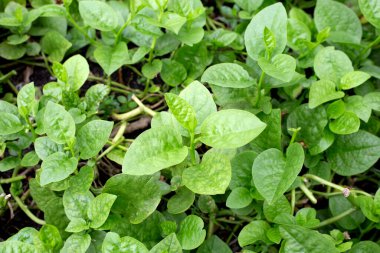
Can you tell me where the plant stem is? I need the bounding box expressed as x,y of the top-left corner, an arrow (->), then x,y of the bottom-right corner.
359,35 -> 380,59
0,175 -> 26,184
11,193 -> 46,225
110,87 -> 130,96
190,132 -> 196,165
289,127 -> 301,145
303,174 -> 345,192
97,137 -> 125,161
114,15 -> 132,45
255,71 -> 265,107
66,10 -> 97,45
311,208 -> 357,229
207,213 -> 216,239
291,188 -> 296,215
132,95 -> 156,117
299,183 -> 317,204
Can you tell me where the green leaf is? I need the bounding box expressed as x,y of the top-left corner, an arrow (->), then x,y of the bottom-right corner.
345,96 -> 372,122
65,218 -> 89,233
263,195 -> 292,222
350,241 -> 380,253
79,0 -> 118,31
0,112 -> 23,135
287,104 -> 328,146
201,63 -> 254,88
263,27 -> 276,53
103,174 -> 162,224
0,42 -> 26,60
183,150 -> 231,195
88,193 -> 117,228
177,215 -> 206,250
17,82 -> 36,117
160,12 -> 186,34
314,0 -> 362,44
61,233 -> 91,253
39,224 -> 63,252
142,59 -> 162,79
258,54 -> 297,82
359,0 -> 380,29
314,47 -> 353,84
161,59 -> 187,86
167,187 -> 195,214
94,42 -> 129,76
356,195 -> 380,222
34,136 -> 63,160
102,232 -> 149,253
0,156 -> 21,172
0,241 -> 37,253
329,111 -> 360,135
150,233 -> 182,253
238,220 -> 271,247
0,100 -> 18,114
252,143 -> 304,203
295,208 -> 320,228
200,109 -> 266,148
63,54 -> 89,91
20,151 -> 39,167
327,130 -> 380,175
40,152 -> 78,186
77,120 -> 113,159
329,195 -> 365,230
287,18 -> 311,51
40,31 -> 72,62
122,127 -> 187,175
84,84 -> 110,115
364,92 -> 380,111
309,80 -> 345,109
279,224 -> 339,253
196,235 -> 232,253
44,101 -> 76,144
340,71 -> 371,90
63,189 -> 93,220
165,93 -> 197,133
244,3 -> 287,60
230,151 -> 257,189
226,187 -> 252,209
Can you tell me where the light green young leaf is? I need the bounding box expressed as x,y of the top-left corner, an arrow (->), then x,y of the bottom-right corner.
327,130 -> 380,175
201,63 -> 254,88
329,111 -> 360,135
160,12 -> 186,34
40,152 -> 78,186
309,80 -> 345,109
200,109 -> 266,149
183,151 -> 231,195
252,143 -> 304,203
0,112 -> 23,135
44,101 -> 75,144
61,233 -> 91,253
226,187 -> 252,209
20,151 -> 39,167
340,71 -> 371,90
238,220 -> 271,247
39,224 -> 63,252
122,127 -> 188,175
88,193 -> 117,228
345,96 -> 372,122
63,54 -> 89,91
364,92 -> 380,111
77,120 -> 113,159
258,54 -> 297,82
314,47 -> 353,84
0,241 -> 37,253
287,18 -> 311,51
0,100 -> 18,114
165,93 -> 197,133
63,189 -> 93,220
102,174 -> 162,224
142,59 -> 162,79
17,82 -> 35,117
244,3 -> 287,60
167,187 -> 195,214
94,42 -> 129,76
79,0 -> 118,31
65,218 -> 89,233
314,0 -> 362,44
102,232 -> 149,253
263,27 -> 276,54
359,0 -> 380,29
149,233 -> 182,253
176,215 -> 206,250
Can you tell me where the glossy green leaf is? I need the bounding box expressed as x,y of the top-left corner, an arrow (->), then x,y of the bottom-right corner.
103,174 -> 162,224
340,71 -> 371,90
88,193 -> 117,228
61,233 -> 91,253
161,59 -> 187,86
201,63 -> 254,88
359,0 -> 380,29
177,215 -> 206,250
263,195 -> 292,222
102,232 -> 149,253
167,187 -> 195,214
122,127 -> 188,175
314,0 -> 362,44
40,152 -> 78,186
17,82 -> 35,117
79,0 -> 118,31
150,233 -> 182,253
0,100 -> 18,114
0,42 -> 26,60
309,80 -> 345,109
329,195 -> 365,230
258,54 -> 297,82
287,18 -> 311,51
329,111 -> 360,135
244,3 -> 287,60
0,112 -> 23,135
20,151 -> 39,167
200,109 -> 266,148
327,130 -> 380,175
226,187 -> 252,209
230,151 -> 257,189
252,143 -> 304,203
238,220 -> 271,247
63,54 -> 89,91
34,136 -> 63,160
39,224 -> 63,252
345,95 -> 372,122
165,93 -> 197,132
85,84 -> 110,115
94,42 -> 129,76
350,241 -> 380,253
77,120 -> 113,159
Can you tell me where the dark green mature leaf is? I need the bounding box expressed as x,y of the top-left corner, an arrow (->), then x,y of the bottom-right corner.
40,31 -> 72,62
103,174 -> 162,224
263,195 -> 292,222
350,241 -> 380,253
165,93 -> 197,133
329,195 -> 365,230
61,233 -> 91,253
122,127 -> 188,175
177,215 -> 206,250
0,156 -> 21,172
149,233 -> 182,253
79,0 -> 118,31
244,3 -> 287,60
314,47 -> 353,84
40,152 -> 78,186
161,59 -> 187,86
183,150 -> 231,195
309,80 -> 344,109
226,187 -> 252,209
63,54 -> 89,91
327,130 -> 380,175
230,151 -> 257,189
295,208 -> 320,228
314,0 -> 362,44
94,42 -> 129,76
88,193 -> 117,228
201,63 -> 254,88
359,0 -> 380,29
280,225 -> 339,253
252,143 -> 304,203
44,101 -> 75,144
0,112 -> 23,135
77,120 -> 113,159
200,109 -> 266,148
238,220 -> 271,247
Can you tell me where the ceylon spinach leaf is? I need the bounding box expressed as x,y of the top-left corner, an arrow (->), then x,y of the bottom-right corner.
61,233 -> 91,253
63,54 -> 89,91
329,195 -> 365,230
88,193 -> 117,228
40,152 -> 78,186
238,220 -> 271,247
102,232 -> 149,253
177,215 -> 206,250
17,82 -> 35,117
149,233 -> 182,253
201,63 -> 254,88
94,42 -> 129,76
309,80 -> 344,109
78,0 -> 118,31
226,187 -> 252,209
359,0 -> 380,29
165,93 -> 197,133
258,54 -> 297,82
167,187 -> 195,214
0,112 -> 24,135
